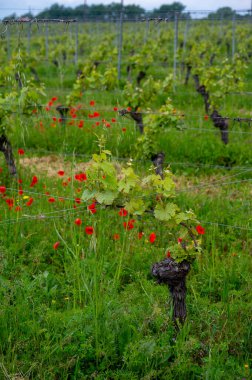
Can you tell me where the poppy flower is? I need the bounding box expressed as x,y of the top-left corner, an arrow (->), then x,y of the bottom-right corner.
26,198 -> 33,206
204,115 -> 209,121
90,100 -> 95,106
122,128 -> 126,132
138,231 -> 144,239
93,111 -> 100,117
113,233 -> 120,240
113,107 -> 118,111
75,173 -> 87,182
127,107 -> 131,112
53,241 -> 60,250
74,218 -> 82,226
123,219 -> 135,230
111,118 -> 116,123
18,189 -> 23,195
119,208 -> 128,217
48,197 -> 56,203
0,186 -> 6,194
166,251 -> 171,258
177,237 -> 183,243
51,97 -> 58,102
57,170 -> 65,176
106,123 -> 111,128
196,225 -> 205,235
5,198 -> 14,208
18,148 -> 25,155
15,206 -> 21,212
85,226 -> 94,235
88,203 -> 97,214
149,233 -> 156,244
30,176 -> 38,187
75,198 -> 81,204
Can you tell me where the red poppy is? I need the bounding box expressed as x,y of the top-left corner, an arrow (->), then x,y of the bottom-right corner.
166,251 -> 171,258
18,189 -> 23,195
111,118 -> 116,123
18,179 -> 22,184
90,100 -> 95,106
85,226 -> 94,235
75,198 -> 81,204
15,206 -> 21,212
51,97 -> 58,102
177,237 -> 183,243
30,176 -> 38,187
5,198 -> 14,208
127,107 -> 131,112
58,118 -> 63,122
26,198 -> 34,206
52,117 -> 57,122
113,107 -> 118,111
149,233 -> 156,244
93,111 -> 100,117
122,128 -> 126,132
75,173 -> 87,182
95,121 -> 100,126
18,148 -> 25,155
106,123 -> 111,128
78,120 -> 84,128
75,218 -> 82,226
48,197 -> 56,203
138,231 -> 144,239
204,115 -> 209,121
119,208 -> 128,217
57,170 -> 65,176
123,219 -> 135,230
113,233 -> 120,240
88,203 -> 97,214
196,225 -> 205,235
0,186 -> 6,194
53,241 -> 60,250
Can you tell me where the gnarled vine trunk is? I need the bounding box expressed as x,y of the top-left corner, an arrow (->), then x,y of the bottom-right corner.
0,134 -> 17,176
56,105 -> 69,123
152,258 -> 191,329
151,152 -> 165,179
129,111 -> 144,134
193,74 -> 229,144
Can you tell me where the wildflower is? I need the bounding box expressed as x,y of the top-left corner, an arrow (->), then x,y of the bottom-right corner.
149,232 -> 156,244
51,97 -> 58,102
178,237 -> 183,243
75,173 -> 87,182
30,176 -> 38,187
122,128 -> 126,132
75,198 -> 81,204
53,241 -> 60,250
18,189 -> 23,195
48,197 -> 56,203
111,118 -> 116,123
57,170 -> 65,176
196,225 -> 205,235
106,123 -> 111,128
127,107 -> 131,111
88,203 -> 97,214
90,100 -> 95,106
166,251 -> 171,258
18,148 -> 25,155
113,233 -> 120,240
6,198 -> 14,208
138,231 -> 144,239
113,107 -> 118,111
0,186 -> 6,194
75,218 -> 82,226
15,206 -> 21,212
52,116 -> 57,122
123,219 -> 135,230
119,208 -> 128,217
204,115 -> 209,121
26,198 -> 33,206
85,226 -> 94,235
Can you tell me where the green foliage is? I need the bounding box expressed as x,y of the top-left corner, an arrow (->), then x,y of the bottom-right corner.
82,149 -> 200,262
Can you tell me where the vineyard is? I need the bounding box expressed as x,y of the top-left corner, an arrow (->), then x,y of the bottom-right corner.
0,10 -> 251,380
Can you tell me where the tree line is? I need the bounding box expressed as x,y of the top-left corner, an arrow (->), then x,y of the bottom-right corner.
3,3 -> 250,21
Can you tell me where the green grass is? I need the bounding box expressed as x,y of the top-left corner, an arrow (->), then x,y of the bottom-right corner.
0,22 -> 252,380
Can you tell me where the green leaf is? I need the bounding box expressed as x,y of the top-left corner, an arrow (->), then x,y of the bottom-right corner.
154,202 -> 179,222
81,189 -> 96,202
124,199 -> 146,215
95,191 -> 118,205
